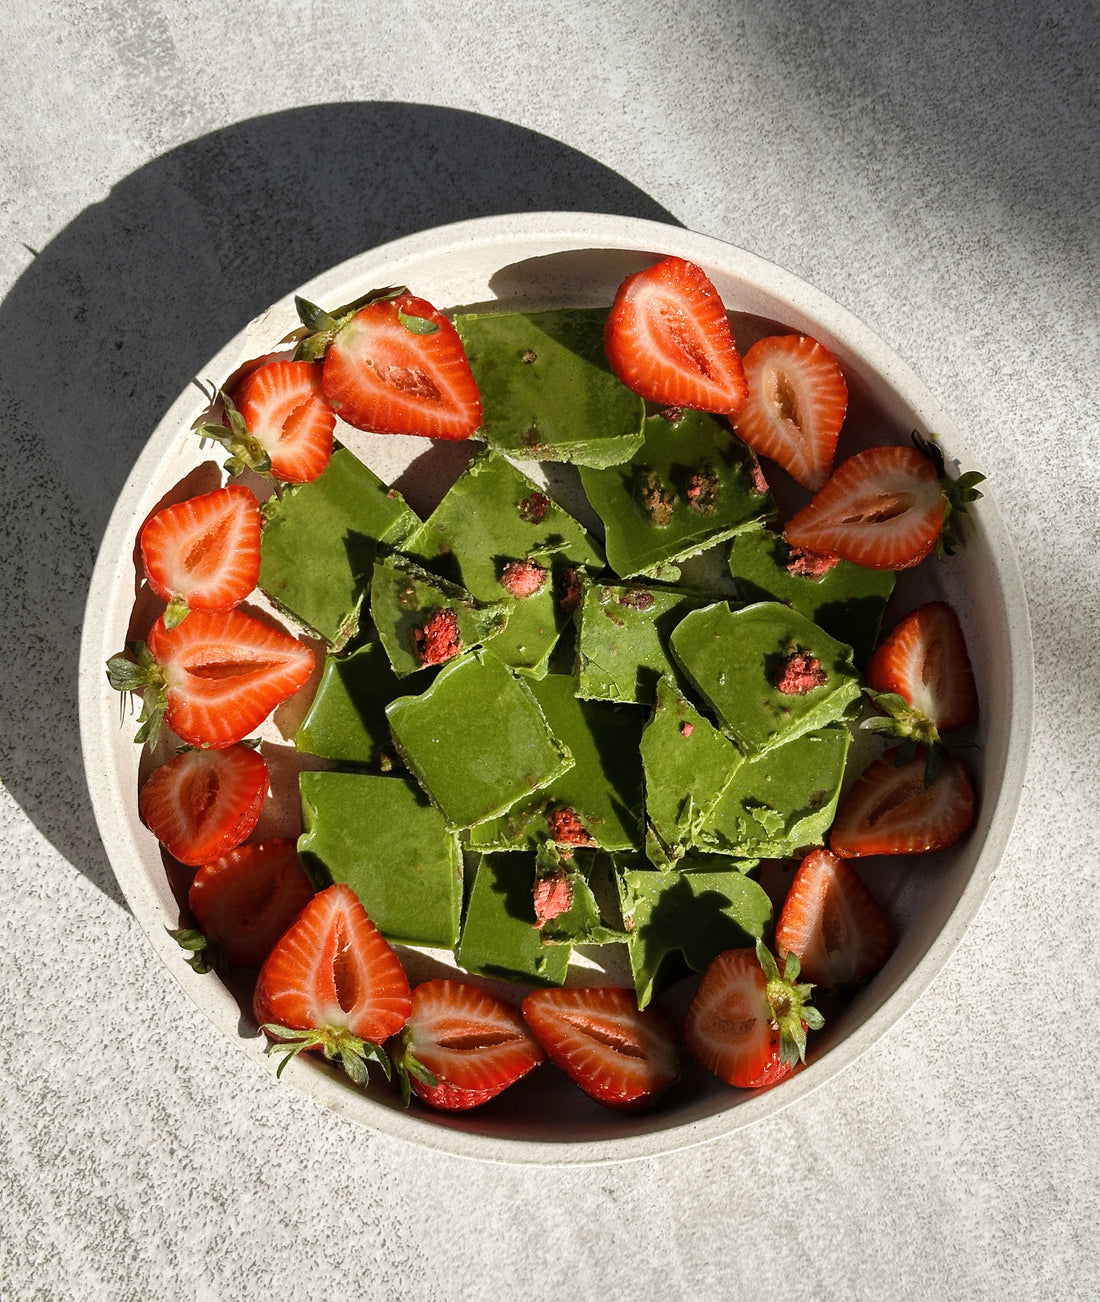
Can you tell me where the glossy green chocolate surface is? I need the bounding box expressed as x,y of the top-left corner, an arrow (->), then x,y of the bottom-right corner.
369,552 -> 510,678
456,853 -> 572,986
670,600 -> 862,756
467,673 -> 645,852
578,409 -> 772,578
640,676 -> 743,867
615,857 -> 772,1007
298,770 -> 461,948
385,650 -> 574,830
573,579 -> 717,705
455,308 -> 646,468
258,445 -> 418,646
294,641 -> 404,769
727,523 -> 895,667
405,450 -> 604,675
695,723 -> 852,858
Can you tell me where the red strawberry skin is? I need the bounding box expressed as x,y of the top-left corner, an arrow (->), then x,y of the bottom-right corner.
735,334 -> 848,492
603,256 -> 748,415
189,839 -> 315,969
522,986 -> 679,1111
253,883 -> 411,1044
683,949 -> 793,1090
775,849 -> 894,987
233,359 -> 335,483
138,743 -> 268,866
140,484 -> 262,611
784,445 -> 946,569
866,601 -> 978,732
399,979 -> 544,1111
829,749 -> 976,857
322,293 -> 482,440
146,609 -> 314,748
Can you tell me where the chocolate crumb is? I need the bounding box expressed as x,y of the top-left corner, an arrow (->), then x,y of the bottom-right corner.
499,560 -> 547,599
773,652 -> 828,695
517,491 -> 550,524
547,806 -> 593,846
634,466 -> 676,527
413,608 -> 463,666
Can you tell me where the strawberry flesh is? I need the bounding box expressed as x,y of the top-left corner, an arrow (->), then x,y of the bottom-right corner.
140,484 -> 261,614
866,600 -> 978,733
138,743 -> 268,866
603,256 -> 748,414
321,293 -> 482,440
188,839 -> 315,969
395,979 -> 544,1111
522,986 -> 679,1111
232,359 -> 335,483
735,334 -> 848,491
775,849 -> 895,987
784,444 -> 946,570
829,748 -> 976,856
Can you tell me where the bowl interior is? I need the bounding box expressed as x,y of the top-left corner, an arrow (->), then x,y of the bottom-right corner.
79,213 -> 1031,1164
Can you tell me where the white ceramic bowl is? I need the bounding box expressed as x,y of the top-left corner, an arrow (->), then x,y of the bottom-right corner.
79,212 -> 1032,1164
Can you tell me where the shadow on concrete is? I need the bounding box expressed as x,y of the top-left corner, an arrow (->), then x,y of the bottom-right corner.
0,102 -> 679,907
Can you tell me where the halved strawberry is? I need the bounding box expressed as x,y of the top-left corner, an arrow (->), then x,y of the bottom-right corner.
683,942 -> 824,1090
230,360 -> 335,482
139,484 -> 262,628
603,256 -> 748,415
521,986 -> 679,1111
734,334 -> 848,491
106,608 -> 315,749
138,743 -> 268,866
865,601 -> 978,736
392,979 -> 544,1111
829,748 -> 976,857
196,360 -> 335,483
172,838 -> 315,972
253,883 -> 411,1084
784,438 -> 984,570
774,849 -> 894,987
299,291 -> 481,441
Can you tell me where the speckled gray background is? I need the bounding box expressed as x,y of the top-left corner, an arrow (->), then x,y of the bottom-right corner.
2,2 -> 1098,1298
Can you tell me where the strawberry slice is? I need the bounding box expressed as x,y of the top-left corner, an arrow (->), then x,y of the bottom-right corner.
683,942 -> 824,1090
734,334 -> 848,491
138,743 -> 268,866
774,849 -> 895,987
139,484 -> 262,628
308,291 -> 482,441
603,256 -> 748,414
107,608 -> 315,749
521,986 -> 679,1111
829,748 -> 976,857
865,601 -> 979,735
253,883 -> 412,1084
230,360 -> 335,483
392,979 -> 544,1111
172,838 -> 315,971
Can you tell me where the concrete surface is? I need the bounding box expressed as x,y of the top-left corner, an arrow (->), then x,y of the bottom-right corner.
1,1 -> 1097,1298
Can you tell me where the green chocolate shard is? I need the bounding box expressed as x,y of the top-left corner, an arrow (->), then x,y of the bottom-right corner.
695,723 -> 851,859
532,844 -> 625,946
294,641 -> 404,770
298,770 -> 461,948
455,308 -> 646,468
615,855 -> 772,1007
641,677 -> 744,868
456,852 -> 572,986
574,579 -> 716,705
467,673 -> 645,852
405,449 -> 604,676
369,552 -> 510,678
385,650 -> 574,830
670,600 -> 862,757
727,523 -> 895,667
578,408 -> 772,578
258,445 -> 418,647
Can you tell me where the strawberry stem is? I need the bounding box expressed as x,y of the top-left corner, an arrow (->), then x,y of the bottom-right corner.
756,940 -> 825,1069
106,642 -> 167,747
259,1023 -> 392,1086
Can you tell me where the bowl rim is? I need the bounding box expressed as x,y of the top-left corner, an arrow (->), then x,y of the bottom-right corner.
78,211 -> 1034,1166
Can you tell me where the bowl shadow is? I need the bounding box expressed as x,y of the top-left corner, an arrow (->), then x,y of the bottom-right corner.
0,102 -> 679,908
